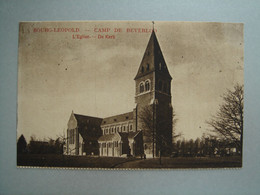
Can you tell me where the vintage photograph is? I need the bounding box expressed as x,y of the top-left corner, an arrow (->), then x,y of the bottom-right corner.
17,21 -> 244,169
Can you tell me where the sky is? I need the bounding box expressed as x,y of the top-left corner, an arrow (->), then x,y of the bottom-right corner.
17,21 -> 244,142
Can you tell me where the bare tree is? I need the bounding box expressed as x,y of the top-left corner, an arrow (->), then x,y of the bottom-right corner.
172,110 -> 181,141
139,104 -> 177,162
139,105 -> 156,157
207,84 -> 243,155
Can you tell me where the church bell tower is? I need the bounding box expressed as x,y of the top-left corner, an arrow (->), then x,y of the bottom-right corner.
133,30 -> 173,158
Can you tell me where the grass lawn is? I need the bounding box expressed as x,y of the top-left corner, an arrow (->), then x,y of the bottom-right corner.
17,154 -> 242,169
17,154 -> 137,168
115,156 -> 242,169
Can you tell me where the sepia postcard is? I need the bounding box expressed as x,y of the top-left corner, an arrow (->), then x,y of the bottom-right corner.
17,21 -> 244,169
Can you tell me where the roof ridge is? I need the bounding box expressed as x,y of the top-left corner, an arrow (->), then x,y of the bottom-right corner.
103,111 -> 133,119
74,113 -> 103,120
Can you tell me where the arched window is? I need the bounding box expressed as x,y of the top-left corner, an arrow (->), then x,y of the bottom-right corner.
145,80 -> 150,91
158,80 -> 162,91
69,129 -> 74,144
146,63 -> 150,71
140,82 -> 144,93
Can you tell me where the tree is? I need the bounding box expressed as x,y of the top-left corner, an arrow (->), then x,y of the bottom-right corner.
207,84 -> 243,155
139,105 -> 157,158
194,138 -> 201,156
172,111 -> 181,147
139,104 -> 177,161
17,134 -> 27,154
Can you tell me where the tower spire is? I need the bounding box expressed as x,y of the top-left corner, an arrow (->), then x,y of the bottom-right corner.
134,24 -> 173,158
134,26 -> 172,80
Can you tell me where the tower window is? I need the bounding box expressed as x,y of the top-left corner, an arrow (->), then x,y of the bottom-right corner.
145,80 -> 150,91
140,82 -> 144,93
146,63 -> 150,71
141,66 -> 144,73
158,80 -> 162,91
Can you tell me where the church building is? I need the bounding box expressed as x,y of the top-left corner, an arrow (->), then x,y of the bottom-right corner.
65,30 -> 173,158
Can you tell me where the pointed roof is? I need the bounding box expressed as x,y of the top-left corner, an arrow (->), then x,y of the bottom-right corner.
98,133 -> 119,142
134,31 -> 172,80
73,113 -> 103,129
69,112 -> 103,140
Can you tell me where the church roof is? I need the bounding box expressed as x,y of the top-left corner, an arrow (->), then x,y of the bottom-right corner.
73,113 -> 103,140
98,131 -> 141,142
74,114 -> 103,129
134,30 -> 172,80
102,111 -> 133,125
128,131 -> 141,139
118,132 -> 129,142
98,134 -> 117,142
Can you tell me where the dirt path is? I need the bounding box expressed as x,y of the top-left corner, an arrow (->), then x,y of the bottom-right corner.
111,158 -> 142,168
